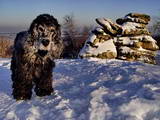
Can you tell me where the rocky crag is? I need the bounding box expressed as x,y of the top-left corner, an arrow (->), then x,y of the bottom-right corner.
79,13 -> 159,64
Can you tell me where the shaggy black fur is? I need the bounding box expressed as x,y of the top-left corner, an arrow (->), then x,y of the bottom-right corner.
11,14 -> 63,100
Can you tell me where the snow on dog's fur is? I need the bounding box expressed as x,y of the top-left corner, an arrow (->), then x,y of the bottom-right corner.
11,14 -> 63,100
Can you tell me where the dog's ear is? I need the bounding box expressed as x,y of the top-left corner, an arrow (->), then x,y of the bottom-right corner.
29,21 -> 38,38
13,31 -> 31,55
51,25 -> 64,58
54,25 -> 61,42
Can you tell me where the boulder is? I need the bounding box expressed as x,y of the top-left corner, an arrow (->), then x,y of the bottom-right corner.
117,46 -> 156,64
126,13 -> 151,22
121,22 -> 150,36
116,13 -> 151,25
114,35 -> 159,50
79,29 -> 117,59
79,13 -> 159,64
96,18 -> 122,36
116,17 -> 149,25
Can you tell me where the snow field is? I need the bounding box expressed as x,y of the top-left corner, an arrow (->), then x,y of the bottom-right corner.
0,58 -> 160,120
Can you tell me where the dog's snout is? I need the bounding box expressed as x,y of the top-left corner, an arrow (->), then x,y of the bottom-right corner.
38,50 -> 48,57
42,39 -> 50,47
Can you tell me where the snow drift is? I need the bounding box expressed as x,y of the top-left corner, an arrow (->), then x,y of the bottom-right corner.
0,58 -> 160,120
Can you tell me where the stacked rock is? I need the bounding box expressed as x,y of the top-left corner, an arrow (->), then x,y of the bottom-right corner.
115,13 -> 159,64
79,19 -> 118,59
79,13 -> 159,64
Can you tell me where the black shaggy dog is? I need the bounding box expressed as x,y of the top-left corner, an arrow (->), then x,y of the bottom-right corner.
11,14 -> 63,100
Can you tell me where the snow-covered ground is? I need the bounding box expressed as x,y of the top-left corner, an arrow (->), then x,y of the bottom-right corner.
0,58 -> 160,120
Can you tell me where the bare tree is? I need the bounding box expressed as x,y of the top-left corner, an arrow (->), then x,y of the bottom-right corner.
62,14 -> 92,58
63,14 -> 78,48
76,25 -> 92,49
149,16 -> 160,49
149,16 -> 160,36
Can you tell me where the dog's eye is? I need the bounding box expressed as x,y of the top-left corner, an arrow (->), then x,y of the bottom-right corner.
38,27 -> 44,32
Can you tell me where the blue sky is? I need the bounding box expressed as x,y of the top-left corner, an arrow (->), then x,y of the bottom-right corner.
0,0 -> 160,32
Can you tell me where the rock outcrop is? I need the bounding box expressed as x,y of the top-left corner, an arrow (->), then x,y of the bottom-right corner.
79,13 -> 159,64
79,27 -> 117,59
115,13 -> 159,64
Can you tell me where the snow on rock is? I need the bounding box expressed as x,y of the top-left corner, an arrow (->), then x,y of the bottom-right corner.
87,34 -> 97,43
122,22 -> 143,31
116,13 -> 150,25
115,35 -> 158,46
96,18 -> 113,31
118,13 -> 150,36
0,58 -> 160,120
95,18 -> 122,36
79,13 -> 159,64
115,13 -> 159,64
79,28 -> 117,59
79,38 -> 117,59
121,22 -> 149,36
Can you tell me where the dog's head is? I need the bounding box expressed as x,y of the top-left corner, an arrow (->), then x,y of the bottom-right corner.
29,14 -> 61,57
